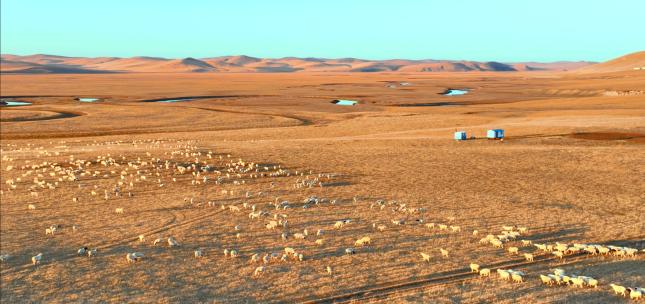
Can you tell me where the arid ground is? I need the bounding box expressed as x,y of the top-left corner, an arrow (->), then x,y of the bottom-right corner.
1,67 -> 644,303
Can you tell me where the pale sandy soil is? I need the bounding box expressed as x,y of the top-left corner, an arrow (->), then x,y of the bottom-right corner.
1,71 -> 644,303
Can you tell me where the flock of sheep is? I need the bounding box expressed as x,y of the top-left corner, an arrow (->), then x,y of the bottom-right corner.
0,139 -> 643,302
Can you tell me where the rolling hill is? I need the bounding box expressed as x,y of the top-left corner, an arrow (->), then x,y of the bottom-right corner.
0,53 -> 601,74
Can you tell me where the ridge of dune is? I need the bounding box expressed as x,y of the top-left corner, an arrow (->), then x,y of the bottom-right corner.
0,53 -> 616,74
576,51 -> 645,73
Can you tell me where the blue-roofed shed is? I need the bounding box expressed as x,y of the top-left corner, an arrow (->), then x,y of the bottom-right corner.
454,131 -> 467,140
487,129 -> 505,139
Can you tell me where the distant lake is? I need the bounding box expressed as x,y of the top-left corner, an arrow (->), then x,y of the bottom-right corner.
77,98 -> 100,102
0,100 -> 32,107
332,99 -> 358,106
441,89 -> 469,96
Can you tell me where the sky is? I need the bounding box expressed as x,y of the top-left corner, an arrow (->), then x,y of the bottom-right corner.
1,0 -> 644,62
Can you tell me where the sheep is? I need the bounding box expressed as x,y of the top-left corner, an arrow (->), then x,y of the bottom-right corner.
153,238 -> 162,245
87,248 -> 97,258
507,247 -> 519,255
284,247 -> 296,256
294,233 -> 306,240
610,284 -> 627,296
138,235 -> 145,242
570,277 -> 585,288
263,255 -> 271,264
126,253 -> 137,263
32,253 -> 43,265
251,253 -> 260,263
0,254 -> 10,262
426,223 -> 435,229
631,289 -> 643,300
194,249 -> 204,258
497,269 -> 511,281
420,253 -> 431,263
552,251 -> 564,259
254,266 -> 265,277
115,208 -> 124,214
440,248 -> 449,258
315,239 -> 325,246
326,266 -> 332,276
28,204 -> 36,210
553,268 -> 566,276
520,240 -> 532,247
524,253 -> 534,262
511,272 -> 524,283
77,247 -> 88,256
583,277 -> 598,288
230,250 -> 239,258
479,268 -> 491,277
469,263 -> 480,273
297,253 -> 304,261
167,237 -> 179,247
224,249 -> 230,257
355,236 -> 371,247
345,248 -> 356,255
450,225 -> 461,233
45,228 -> 54,235
438,224 -> 448,231
472,230 -> 478,236
391,219 -> 404,226
540,274 -> 554,286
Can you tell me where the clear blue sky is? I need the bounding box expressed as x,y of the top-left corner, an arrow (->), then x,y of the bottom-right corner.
1,0 -> 643,62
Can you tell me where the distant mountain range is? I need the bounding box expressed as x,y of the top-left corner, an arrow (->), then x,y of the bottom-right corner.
2,52 -> 640,74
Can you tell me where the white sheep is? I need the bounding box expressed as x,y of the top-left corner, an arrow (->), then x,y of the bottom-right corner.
230,250 -> 239,258
115,208 -> 124,214
420,252 -> 431,263
326,266 -> 332,275
32,253 -> 43,265
630,289 -> 643,300
315,239 -> 325,246
345,248 -> 356,255
469,263 -> 480,273
610,284 -> 627,296
540,274 -> 554,285
153,238 -> 162,245
507,247 -> 519,255
284,247 -> 296,256
87,248 -> 97,258
479,268 -> 491,277
194,249 -> 204,258
28,204 -> 36,210
138,235 -> 145,242
77,247 -> 88,256
167,236 -> 179,247
524,253 -> 534,262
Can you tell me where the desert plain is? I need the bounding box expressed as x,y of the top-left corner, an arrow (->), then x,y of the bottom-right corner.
0,53 -> 644,303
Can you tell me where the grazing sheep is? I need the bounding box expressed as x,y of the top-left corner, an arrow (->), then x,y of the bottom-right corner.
115,208 -> 124,214
610,284 -> 627,296
315,239 -> 325,245
284,247 -> 296,256
251,253 -> 260,263
77,247 -> 88,256
570,277 -> 585,288
583,277 -> 598,288
540,274 -> 554,286
552,251 -> 564,259
326,266 -> 332,276
524,253 -> 534,262
297,253 -> 304,261
426,223 -> 435,229
87,248 -> 97,258
254,266 -> 265,277
345,248 -> 356,255
230,250 -> 239,258
263,255 -> 270,264
469,263 -> 480,273
0,254 -> 10,262
45,228 -> 54,235
138,235 -> 145,242
28,204 -> 36,210
511,272 -> 524,283
167,237 -> 179,247
472,230 -> 478,236
32,253 -> 43,265
440,248 -> 449,258
294,233 -> 306,240
508,247 -> 519,255
438,224 -> 448,231
521,240 -> 532,247
316,229 -> 324,236
194,249 -> 204,258
420,253 -> 431,263
153,238 -> 162,246
450,225 -> 461,233
497,269 -> 511,281
553,268 -> 566,276
479,268 -> 491,277
391,219 -> 404,226
630,289 -> 643,300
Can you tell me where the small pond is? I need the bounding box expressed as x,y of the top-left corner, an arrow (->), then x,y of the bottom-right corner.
76,98 -> 100,102
441,89 -> 469,96
331,99 -> 358,106
0,100 -> 32,107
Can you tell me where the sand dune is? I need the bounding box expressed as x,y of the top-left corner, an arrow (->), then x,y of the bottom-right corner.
576,51 -> 645,73
0,53 -> 604,74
